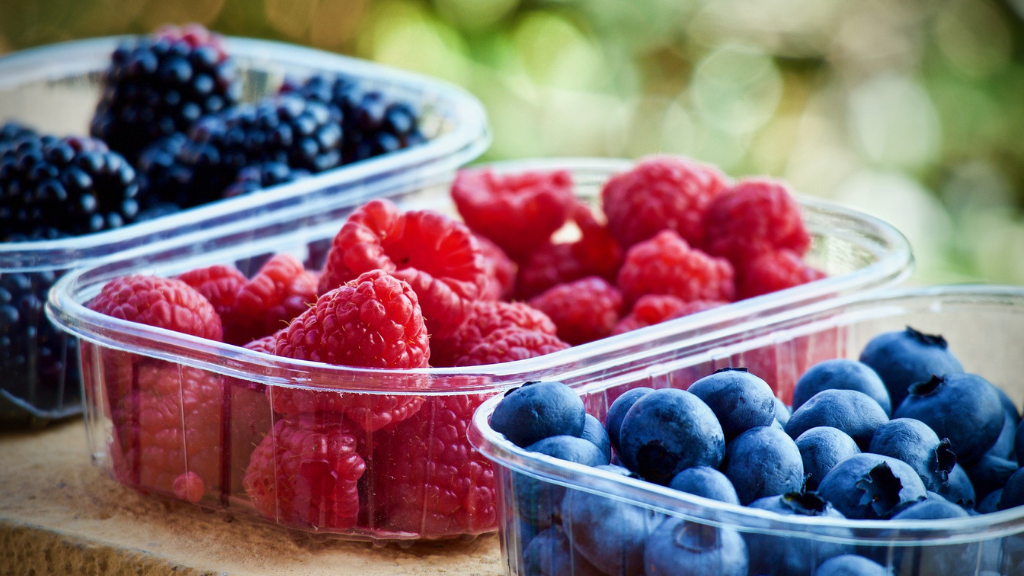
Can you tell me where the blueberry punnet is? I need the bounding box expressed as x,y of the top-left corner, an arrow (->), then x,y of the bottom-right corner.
745,492 -> 850,576
618,388 -> 725,485
581,414 -> 612,462
724,425 -> 804,505
785,389 -> 889,450
792,359 -> 891,416
687,368 -> 777,439
795,427 -> 861,491
669,466 -> 740,505
561,465 -> 658,576
894,373 -> 1003,465
859,326 -> 963,409
814,554 -> 888,576
816,453 -> 927,519
605,387 -> 654,453
491,381 -> 586,448
644,518 -> 747,576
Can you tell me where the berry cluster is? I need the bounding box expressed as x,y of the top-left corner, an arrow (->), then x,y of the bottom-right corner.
494,327 -> 1024,575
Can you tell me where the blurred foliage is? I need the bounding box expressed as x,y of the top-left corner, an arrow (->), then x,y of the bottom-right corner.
3,0 -> 1024,284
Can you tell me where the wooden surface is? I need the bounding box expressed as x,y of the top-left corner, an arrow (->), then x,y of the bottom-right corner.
0,420 -> 504,576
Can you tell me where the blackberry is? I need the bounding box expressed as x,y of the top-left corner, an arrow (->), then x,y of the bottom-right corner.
0,136 -> 141,238
0,122 -> 37,154
179,94 -> 341,201
135,132 -> 192,207
90,24 -> 241,163
223,161 -> 310,197
0,271 -> 80,422
281,74 -> 425,163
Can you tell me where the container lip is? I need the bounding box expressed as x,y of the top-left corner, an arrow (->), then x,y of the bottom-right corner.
468,284 -> 1024,544
46,157 -> 912,394
0,35 -> 490,269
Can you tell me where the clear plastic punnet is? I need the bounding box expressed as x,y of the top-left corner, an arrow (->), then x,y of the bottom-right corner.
47,158 -> 911,542
469,285 -> 1024,576
0,36 -> 489,425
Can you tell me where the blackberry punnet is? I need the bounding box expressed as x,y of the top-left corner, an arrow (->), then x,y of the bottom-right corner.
91,24 -> 241,163
0,136 -> 141,238
180,94 -> 341,201
222,161 -> 310,198
281,73 -> 425,163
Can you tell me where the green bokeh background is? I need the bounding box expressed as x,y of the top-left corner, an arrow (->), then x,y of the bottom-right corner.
3,0 -> 1024,285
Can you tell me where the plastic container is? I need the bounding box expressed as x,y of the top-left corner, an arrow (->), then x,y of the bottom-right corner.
469,285 -> 1024,576
46,158 -> 911,542
0,36 -> 489,426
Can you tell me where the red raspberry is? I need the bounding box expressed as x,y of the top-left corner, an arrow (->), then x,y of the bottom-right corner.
318,199 -> 488,338
108,362 -> 225,502
89,275 -> 223,341
612,296 -> 726,335
374,392 -> 497,537
702,178 -> 811,271
569,200 -> 623,283
515,242 -> 586,301
224,254 -> 318,346
243,332 -> 277,357
176,265 -> 247,321
474,233 -> 517,301
601,156 -> 728,249
737,250 -> 826,300
244,413 -> 366,531
455,327 -> 569,367
617,230 -> 735,306
451,168 -> 575,261
529,277 -> 622,346
273,270 -> 429,431
430,301 -> 557,368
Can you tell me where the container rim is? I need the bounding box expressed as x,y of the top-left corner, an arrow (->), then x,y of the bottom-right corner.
0,35 -> 490,269
468,284 -> 1024,545
46,157 -> 912,395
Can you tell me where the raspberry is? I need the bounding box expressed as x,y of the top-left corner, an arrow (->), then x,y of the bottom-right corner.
737,249 -> 826,300
451,168 -> 575,261
702,178 -> 811,271
601,156 -> 728,249
430,301 -> 557,368
455,327 -> 569,367
223,254 -> 317,346
529,277 -> 622,346
374,392 -> 497,536
273,270 -> 429,430
176,264 -> 247,321
617,230 -> 735,306
89,275 -> 223,341
318,199 -> 488,338
474,233 -> 517,301
612,296 -> 725,335
229,336 -> 276,493
244,413 -> 366,531
108,362 -> 225,502
515,242 -> 586,301
569,200 -> 623,283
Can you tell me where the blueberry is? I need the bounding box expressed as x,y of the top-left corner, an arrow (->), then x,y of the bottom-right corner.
859,326 -> 963,409
669,466 -> 740,505
492,381 -> 586,448
868,418 -> 957,493
746,492 -> 850,576
997,467 -> 1024,510
521,525 -> 605,576
976,489 -> 1002,514
515,435 -> 607,525
1014,418 -> 1024,464
581,414 -> 611,463
605,387 -> 654,454
795,427 -> 861,491
994,385 -> 1020,427
688,368 -> 776,439
644,518 -> 747,576
987,409 -> 1017,462
774,397 -> 791,428
724,425 -> 804,505
618,389 -> 725,485
894,373 -> 1003,465
966,454 -> 1017,502
792,359 -> 891,416
889,499 -> 977,576
816,453 -> 927,519
561,466 -> 659,576
813,555 -> 888,576
785,389 -> 889,450
935,464 -> 975,509
526,435 -> 608,467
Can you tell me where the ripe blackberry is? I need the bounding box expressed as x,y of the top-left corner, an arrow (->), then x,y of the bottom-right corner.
135,132 -> 191,208
0,122 -> 37,154
90,24 -> 241,163
0,136 -> 141,237
281,74 -> 425,163
223,161 -> 310,198
180,95 -> 342,201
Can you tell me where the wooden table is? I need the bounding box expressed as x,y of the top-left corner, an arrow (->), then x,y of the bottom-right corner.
0,420 -> 504,576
